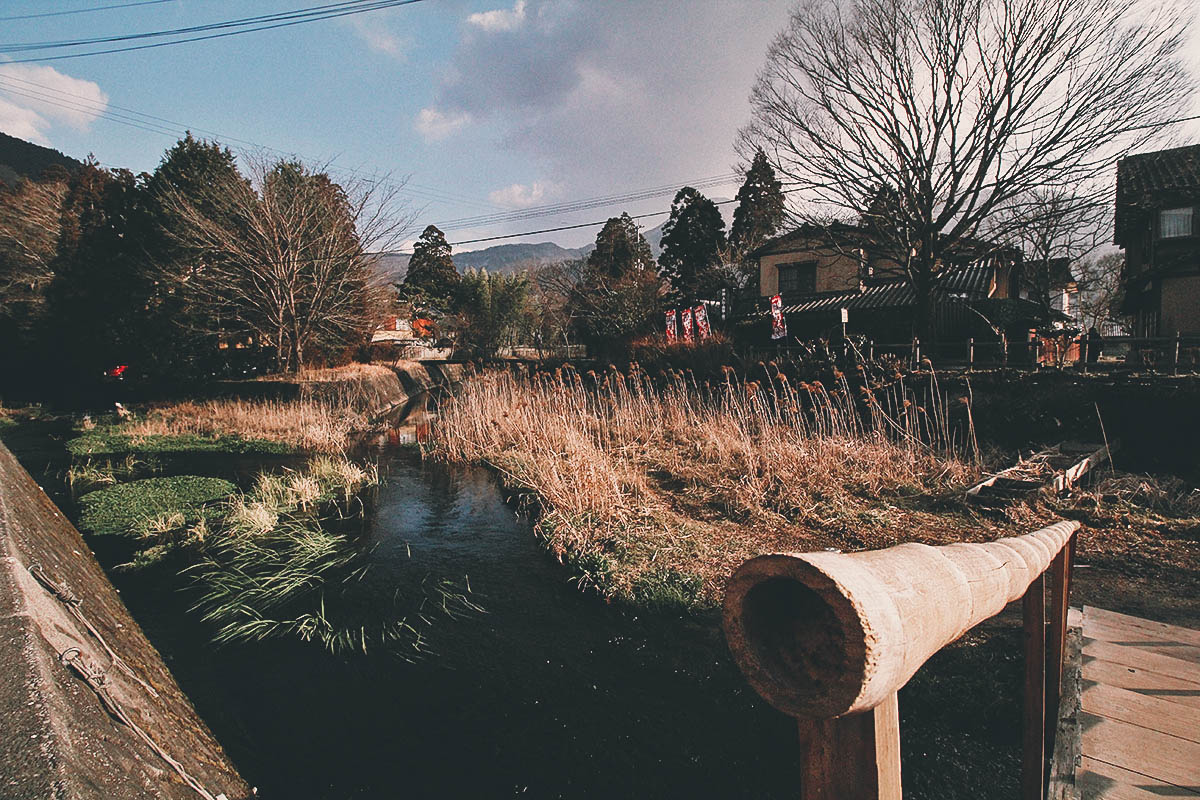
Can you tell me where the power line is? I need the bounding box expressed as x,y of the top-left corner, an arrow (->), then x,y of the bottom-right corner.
0,0 -> 426,64
0,0 -> 176,23
431,173 -> 740,232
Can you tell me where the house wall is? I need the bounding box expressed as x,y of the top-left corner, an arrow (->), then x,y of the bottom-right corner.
758,246 -> 861,298
1160,274 -> 1200,336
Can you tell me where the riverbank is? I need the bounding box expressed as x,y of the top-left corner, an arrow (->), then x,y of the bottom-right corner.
428,368 -> 1200,624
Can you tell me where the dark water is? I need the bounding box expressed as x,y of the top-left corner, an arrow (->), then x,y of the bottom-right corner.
95,449 -> 801,799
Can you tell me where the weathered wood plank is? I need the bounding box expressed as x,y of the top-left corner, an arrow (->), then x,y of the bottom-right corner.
1083,638 -> 1200,683
1081,659 -> 1200,710
1080,713 -> 1200,786
1081,681 -> 1200,743
1084,607 -> 1200,649
1048,620 -> 1083,800
1077,757 -> 1200,800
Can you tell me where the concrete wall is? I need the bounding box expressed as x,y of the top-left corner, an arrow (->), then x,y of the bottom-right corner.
0,442 -> 250,799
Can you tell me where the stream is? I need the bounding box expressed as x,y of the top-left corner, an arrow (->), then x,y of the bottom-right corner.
72,447 -> 802,798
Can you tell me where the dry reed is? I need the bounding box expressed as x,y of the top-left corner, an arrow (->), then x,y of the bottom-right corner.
429,367 -> 984,608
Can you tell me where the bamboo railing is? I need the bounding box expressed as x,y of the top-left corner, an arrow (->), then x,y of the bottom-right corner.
722,520 -> 1080,799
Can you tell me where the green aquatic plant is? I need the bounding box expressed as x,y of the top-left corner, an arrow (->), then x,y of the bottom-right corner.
67,429 -> 293,457
78,476 -> 236,537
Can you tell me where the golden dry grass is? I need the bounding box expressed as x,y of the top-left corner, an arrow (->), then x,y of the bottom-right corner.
123,397 -> 369,453
429,367 -> 1009,608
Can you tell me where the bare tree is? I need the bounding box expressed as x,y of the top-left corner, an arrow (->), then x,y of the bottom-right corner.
995,187 -> 1108,315
1075,252 -> 1131,334
741,0 -> 1193,337
0,177 -> 67,326
162,155 -> 410,372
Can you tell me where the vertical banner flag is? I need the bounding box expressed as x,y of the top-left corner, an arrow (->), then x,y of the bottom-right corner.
769,294 -> 787,340
694,304 -> 711,340
665,310 -> 677,343
681,307 -> 694,342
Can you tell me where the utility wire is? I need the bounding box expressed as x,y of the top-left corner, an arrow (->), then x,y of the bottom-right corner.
0,0 -> 426,64
0,0 -> 175,23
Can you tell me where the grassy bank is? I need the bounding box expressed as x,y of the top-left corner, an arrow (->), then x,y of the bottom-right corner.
427,367 -> 1015,610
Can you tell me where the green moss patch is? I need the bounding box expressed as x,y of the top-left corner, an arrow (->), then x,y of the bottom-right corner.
68,430 -> 293,457
78,476 -> 236,537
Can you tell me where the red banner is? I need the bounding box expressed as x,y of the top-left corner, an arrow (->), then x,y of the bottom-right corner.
665,310 -> 677,343
681,307 -> 694,343
694,304 -> 711,340
769,294 -> 787,340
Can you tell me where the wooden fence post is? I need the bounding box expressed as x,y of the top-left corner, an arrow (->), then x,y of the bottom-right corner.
1023,572 -> 1047,800
868,339 -> 875,362
1043,534 -> 1074,760
797,693 -> 902,800
968,337 -> 975,371
1002,332 -> 1009,367
1175,332 -> 1182,376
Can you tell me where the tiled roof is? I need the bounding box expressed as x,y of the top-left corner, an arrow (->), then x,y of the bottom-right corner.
768,263 -> 994,315
1115,143 -> 1200,244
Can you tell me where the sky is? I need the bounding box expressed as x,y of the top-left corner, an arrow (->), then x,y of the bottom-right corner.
0,0 -> 797,251
0,0 -> 1197,253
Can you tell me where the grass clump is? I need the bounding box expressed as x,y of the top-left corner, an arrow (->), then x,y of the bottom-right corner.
429,367 -> 997,611
68,428 -> 294,457
78,476 -> 236,537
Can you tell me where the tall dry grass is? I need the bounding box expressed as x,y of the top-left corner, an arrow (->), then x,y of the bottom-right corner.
124,397 -> 369,453
429,366 -> 983,607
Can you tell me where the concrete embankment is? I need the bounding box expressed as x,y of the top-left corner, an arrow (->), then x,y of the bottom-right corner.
0,441 -> 250,800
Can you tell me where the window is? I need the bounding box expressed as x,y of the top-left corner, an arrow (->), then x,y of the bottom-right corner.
1159,207 -> 1194,238
778,261 -> 817,297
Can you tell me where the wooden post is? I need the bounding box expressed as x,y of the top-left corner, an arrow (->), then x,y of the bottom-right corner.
1044,541 -> 1072,760
1023,572 -> 1047,800
968,337 -> 975,371
1175,332 -> 1182,376
868,339 -> 875,362
797,693 -> 902,800
913,337 -> 921,367
1002,332 -> 1009,367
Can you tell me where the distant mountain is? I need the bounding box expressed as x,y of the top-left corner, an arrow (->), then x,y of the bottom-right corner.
374,240 -> 592,282
456,241 -> 591,272
0,132 -> 84,187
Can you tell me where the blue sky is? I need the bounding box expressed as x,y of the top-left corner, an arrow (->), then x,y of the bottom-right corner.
0,0 -> 796,250
1,0 -> 1197,253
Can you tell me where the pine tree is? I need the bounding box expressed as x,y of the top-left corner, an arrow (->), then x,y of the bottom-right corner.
728,149 -> 785,258
573,213 -> 660,357
585,212 -> 655,281
403,224 -> 459,301
659,187 -> 726,307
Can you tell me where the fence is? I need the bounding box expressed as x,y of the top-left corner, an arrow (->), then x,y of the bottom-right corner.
757,334 -> 1200,373
722,520 -> 1080,799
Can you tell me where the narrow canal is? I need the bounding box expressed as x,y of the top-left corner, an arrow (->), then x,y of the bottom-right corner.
89,449 -> 803,798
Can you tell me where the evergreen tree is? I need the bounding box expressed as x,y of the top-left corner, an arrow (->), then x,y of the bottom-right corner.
573,213 -> 660,357
728,149 -> 785,258
585,213 -> 655,281
659,187 -> 726,306
403,224 -> 459,302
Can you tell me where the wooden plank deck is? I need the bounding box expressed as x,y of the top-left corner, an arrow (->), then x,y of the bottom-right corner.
1076,606 -> 1200,798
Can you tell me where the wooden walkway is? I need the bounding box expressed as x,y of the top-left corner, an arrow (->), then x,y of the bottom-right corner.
1075,606 -> 1200,798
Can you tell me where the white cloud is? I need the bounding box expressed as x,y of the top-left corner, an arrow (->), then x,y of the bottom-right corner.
426,1 -> 794,203
350,17 -> 407,59
0,64 -> 108,144
414,107 -> 472,141
488,180 -> 559,207
466,0 -> 527,33
0,96 -> 48,144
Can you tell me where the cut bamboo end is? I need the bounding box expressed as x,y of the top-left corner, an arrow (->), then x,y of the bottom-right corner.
723,521 -> 1080,719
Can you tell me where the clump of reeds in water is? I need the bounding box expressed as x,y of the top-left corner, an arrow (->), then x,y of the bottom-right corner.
186,456 -> 480,656
427,365 -> 982,608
